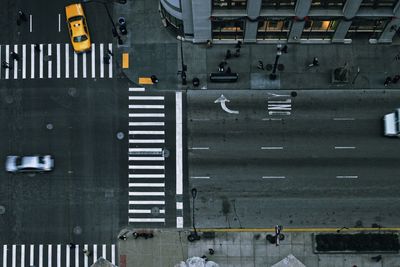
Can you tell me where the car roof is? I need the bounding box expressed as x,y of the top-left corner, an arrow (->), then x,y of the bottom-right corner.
21,156 -> 42,168
65,3 -> 84,18
69,19 -> 87,37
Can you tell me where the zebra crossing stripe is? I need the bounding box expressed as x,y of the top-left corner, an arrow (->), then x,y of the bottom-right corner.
30,245 -> 34,266
65,43 -> 69,78
66,245 -> 70,267
129,174 -> 165,178
48,244 -> 52,267
84,244 -> 88,267
57,244 -> 61,267
31,44 -> 34,79
128,218 -> 165,223
91,43 -> 95,78
21,244 -> 25,267
3,245 -> 7,267
108,43 -> 112,78
12,244 -> 16,267
102,244 -> 106,259
22,44 -> 26,79
48,44 -> 52,79
100,43 -> 104,78
57,44 -> 61,78
129,96 -> 165,100
129,122 -> 165,126
5,45 -> 9,79
39,44 -> 43,78
13,45 -> 18,79
128,87 -> 145,92
75,245 -> 79,267
93,245 -> 97,265
83,52 -> 87,78
39,244 -> 43,267
111,244 -> 115,265
74,51 -> 78,78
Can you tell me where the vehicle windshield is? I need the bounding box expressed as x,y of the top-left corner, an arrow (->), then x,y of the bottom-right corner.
74,35 -> 88,42
68,16 -> 83,22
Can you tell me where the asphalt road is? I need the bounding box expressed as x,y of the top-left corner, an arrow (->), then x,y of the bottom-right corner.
187,89 -> 400,228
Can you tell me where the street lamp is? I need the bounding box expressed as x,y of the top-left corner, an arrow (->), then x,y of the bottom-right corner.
188,188 -> 200,242
269,45 -> 282,80
177,26 -> 187,85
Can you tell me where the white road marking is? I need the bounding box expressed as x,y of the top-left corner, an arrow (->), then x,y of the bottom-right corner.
128,218 -> 165,223
100,43 -> 104,78
190,147 -> 210,150
39,44 -> 43,78
129,122 -> 165,126
102,244 -> 106,260
5,45 -> 9,79
177,217 -> 183,228
83,52 -> 87,78
30,245 -> 34,266
93,245 -> 97,265
66,245 -> 70,267
57,245 -> 61,267
190,176 -> 210,179
129,209 -> 165,214
73,51 -> 78,78
129,96 -> 164,100
13,44 -> 18,79
129,200 -> 165,205
111,244 -> 116,265
268,111 -> 291,115
129,174 -> 165,178
3,245 -> 7,267
129,191 -> 165,196
91,43 -> 95,78
30,44 -> 34,78
29,15 -> 32,32
58,14 -> 61,32
129,104 -> 165,109
192,118 -> 210,121
333,117 -> 355,121
129,183 -> 165,187
129,165 -> 164,169
129,87 -> 145,92
108,43 -> 112,78
65,44 -> 69,78
48,44 -> 52,78
84,244 -> 88,267
177,202 -> 183,209
261,146 -> 283,150
128,156 -> 164,161
129,148 -> 163,152
334,146 -> 356,149
75,245 -> 79,267
12,244 -> 16,267
56,44 -> 60,78
129,130 -> 164,135
262,118 -> 283,121
48,245 -> 52,267
336,175 -> 358,179
262,176 -> 286,179
129,113 -> 165,117
21,245 -> 25,267
176,91 -> 184,227
129,139 -> 165,143
39,244 -> 43,267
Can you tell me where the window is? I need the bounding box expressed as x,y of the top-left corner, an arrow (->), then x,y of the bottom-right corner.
262,0 -> 297,8
301,18 -> 339,39
160,3 -> 184,35
346,18 -> 390,39
311,0 -> 347,8
257,18 -> 291,40
212,19 -> 245,40
360,0 -> 398,8
213,0 -> 247,9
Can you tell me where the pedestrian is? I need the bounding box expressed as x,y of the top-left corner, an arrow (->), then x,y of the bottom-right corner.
208,248 -> 215,255
218,62 -> 225,72
2,61 -> 11,69
107,49 -> 113,56
225,49 -> 231,60
226,66 -> 231,74
234,48 -> 240,57
82,248 -> 91,256
395,54 -> 400,61
103,55 -> 110,65
257,60 -> 264,70
281,44 -> 288,53
151,75 -> 159,84
371,255 -> 382,262
308,57 -> 319,67
393,75 -> 400,84
235,41 -> 242,49
206,39 -> 213,48
34,44 -> 41,52
118,235 -> 127,240
10,51 -> 20,61
18,10 -> 27,22
384,76 -> 392,87
201,255 -> 208,261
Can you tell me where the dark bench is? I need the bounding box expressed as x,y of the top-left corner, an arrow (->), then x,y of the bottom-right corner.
209,72 -> 238,83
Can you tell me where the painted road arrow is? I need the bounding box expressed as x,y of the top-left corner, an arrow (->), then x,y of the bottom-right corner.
214,94 -> 239,114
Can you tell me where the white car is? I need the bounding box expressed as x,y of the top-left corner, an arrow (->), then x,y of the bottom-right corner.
5,155 -> 54,173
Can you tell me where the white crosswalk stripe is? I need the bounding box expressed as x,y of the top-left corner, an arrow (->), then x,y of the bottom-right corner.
128,87 -> 167,225
0,244 -> 117,267
0,43 -> 113,80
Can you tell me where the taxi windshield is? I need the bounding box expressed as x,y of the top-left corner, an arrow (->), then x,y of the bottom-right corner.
74,35 -> 88,42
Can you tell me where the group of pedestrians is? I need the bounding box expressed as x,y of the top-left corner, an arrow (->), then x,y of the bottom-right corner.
384,75 -> 400,87
217,41 -> 242,74
2,45 -> 41,70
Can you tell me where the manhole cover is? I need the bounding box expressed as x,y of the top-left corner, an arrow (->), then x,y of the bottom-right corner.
0,206 -> 5,215
117,132 -> 124,140
46,123 -> 53,130
162,149 -> 170,158
151,206 -> 160,215
73,226 -> 82,235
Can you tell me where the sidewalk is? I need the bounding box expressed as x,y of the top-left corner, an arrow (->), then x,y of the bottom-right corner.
114,0 -> 400,91
117,229 -> 400,267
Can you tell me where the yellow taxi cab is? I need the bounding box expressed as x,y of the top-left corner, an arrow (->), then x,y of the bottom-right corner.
65,3 -> 91,53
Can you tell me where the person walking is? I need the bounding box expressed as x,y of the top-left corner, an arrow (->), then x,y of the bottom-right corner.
308,57 -> 319,67
371,255 -> 382,262
18,11 -> 27,22
257,60 -> 264,70
2,61 -> 11,69
225,49 -> 231,60
384,76 -> 392,87
281,45 -> 288,53
34,44 -> 41,52
10,51 -> 20,61
218,62 -> 225,72
151,75 -> 159,84
103,54 -> 110,65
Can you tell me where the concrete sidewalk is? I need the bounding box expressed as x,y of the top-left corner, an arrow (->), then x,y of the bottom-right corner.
117,229 -> 400,267
113,0 -> 400,91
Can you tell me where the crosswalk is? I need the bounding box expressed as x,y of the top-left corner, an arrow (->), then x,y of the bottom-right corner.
0,43 -> 113,80
1,243 -> 116,267
128,87 -> 166,224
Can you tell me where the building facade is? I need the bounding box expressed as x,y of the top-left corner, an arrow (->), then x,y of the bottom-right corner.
159,0 -> 400,44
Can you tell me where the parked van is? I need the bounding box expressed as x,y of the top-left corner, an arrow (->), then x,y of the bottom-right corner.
383,108 -> 400,137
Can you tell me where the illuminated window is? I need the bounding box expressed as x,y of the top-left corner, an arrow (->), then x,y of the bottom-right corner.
212,19 -> 245,40
301,18 -> 339,39
261,0 -> 297,8
257,18 -> 291,40
213,0 -> 248,9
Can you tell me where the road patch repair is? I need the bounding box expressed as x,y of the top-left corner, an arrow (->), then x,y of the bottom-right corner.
314,233 -> 399,253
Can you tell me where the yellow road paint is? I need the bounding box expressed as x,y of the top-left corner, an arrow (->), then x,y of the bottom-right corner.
122,53 -> 129,69
139,77 -> 153,85
196,227 -> 400,233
